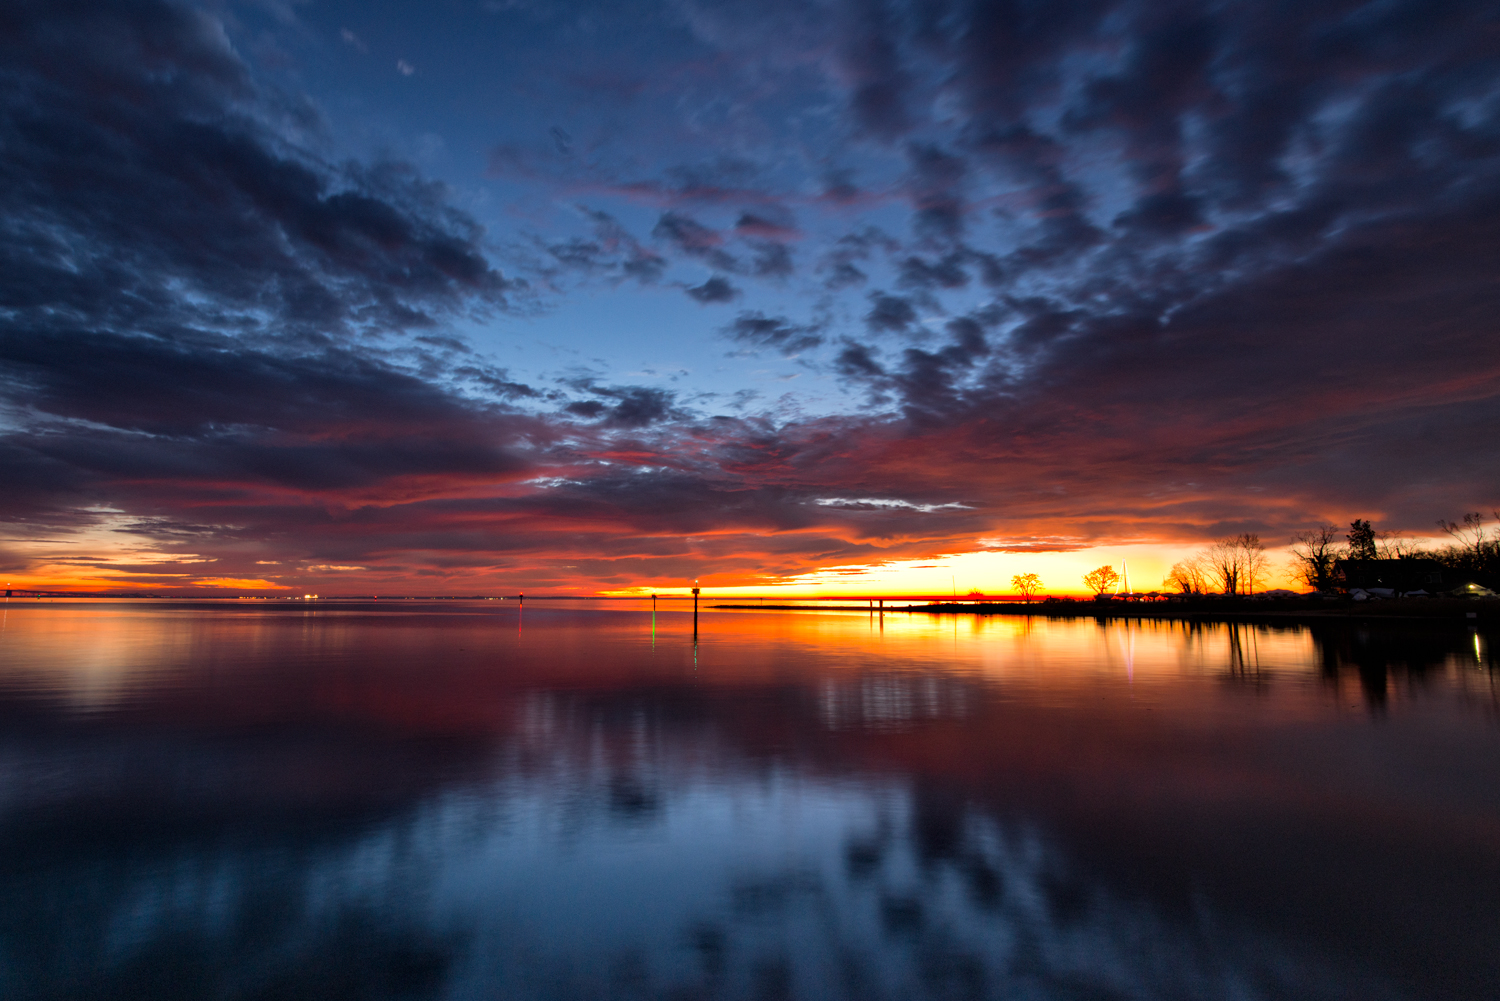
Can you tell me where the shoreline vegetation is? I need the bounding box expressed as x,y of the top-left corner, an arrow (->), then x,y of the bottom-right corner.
715,596 -> 1500,624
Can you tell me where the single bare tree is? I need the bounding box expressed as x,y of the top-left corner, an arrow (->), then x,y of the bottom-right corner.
1376,530 -> 1422,559
1164,557 -> 1209,594
1439,512 -> 1491,558
1082,565 -> 1119,596
1199,534 -> 1268,595
1203,540 -> 1241,594
1289,526 -> 1340,590
1011,573 -> 1042,603
1237,533 -> 1269,594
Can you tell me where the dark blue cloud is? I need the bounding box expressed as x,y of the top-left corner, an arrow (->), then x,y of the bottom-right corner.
723,313 -> 824,356
3,0 -> 1500,591
0,1 -> 516,344
652,211 -> 738,272
865,292 -> 918,334
540,208 -> 666,285
686,276 -> 741,303
563,382 -> 683,428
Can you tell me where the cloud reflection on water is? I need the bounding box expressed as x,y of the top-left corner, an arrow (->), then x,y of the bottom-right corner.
0,603 -> 1495,999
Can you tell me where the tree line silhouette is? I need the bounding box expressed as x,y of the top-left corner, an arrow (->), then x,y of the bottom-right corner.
1280,512 -> 1500,592
1051,512 -> 1500,599
1001,512 -> 1499,600
1163,533 -> 1273,595
1161,512 -> 1500,595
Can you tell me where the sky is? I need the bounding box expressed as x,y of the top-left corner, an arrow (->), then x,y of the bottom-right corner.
2,0 -> 1498,596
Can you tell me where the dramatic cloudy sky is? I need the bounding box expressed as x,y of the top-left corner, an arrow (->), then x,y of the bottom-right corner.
2,0 -> 1498,594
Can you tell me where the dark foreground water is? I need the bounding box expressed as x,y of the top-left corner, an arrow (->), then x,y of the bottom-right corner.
0,601 -> 1496,1001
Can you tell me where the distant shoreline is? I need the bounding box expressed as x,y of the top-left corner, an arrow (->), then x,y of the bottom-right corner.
714,598 -> 1500,624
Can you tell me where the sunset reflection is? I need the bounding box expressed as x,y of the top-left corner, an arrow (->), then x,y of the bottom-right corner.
0,602 -> 1496,999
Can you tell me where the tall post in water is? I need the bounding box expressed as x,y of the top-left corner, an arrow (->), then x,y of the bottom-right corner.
690,585 -> 701,666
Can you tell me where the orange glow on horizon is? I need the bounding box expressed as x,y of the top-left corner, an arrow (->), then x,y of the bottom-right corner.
602,543 -> 1307,598
7,533 -> 1456,598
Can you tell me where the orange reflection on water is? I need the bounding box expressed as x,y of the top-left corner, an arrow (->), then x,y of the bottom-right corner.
0,599 -> 1488,724
0,599 -> 1498,999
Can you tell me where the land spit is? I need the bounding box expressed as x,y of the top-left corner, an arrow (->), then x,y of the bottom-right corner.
713,596 -> 1500,624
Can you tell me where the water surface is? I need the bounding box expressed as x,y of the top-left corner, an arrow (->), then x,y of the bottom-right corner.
0,600 -> 1496,1000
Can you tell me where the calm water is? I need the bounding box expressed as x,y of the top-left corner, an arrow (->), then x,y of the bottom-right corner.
0,601 -> 1496,1000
